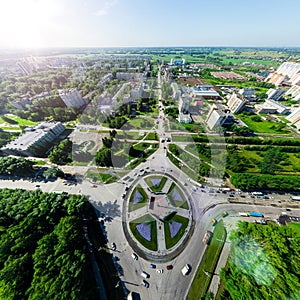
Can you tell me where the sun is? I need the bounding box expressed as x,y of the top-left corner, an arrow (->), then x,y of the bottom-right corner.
0,0 -> 61,48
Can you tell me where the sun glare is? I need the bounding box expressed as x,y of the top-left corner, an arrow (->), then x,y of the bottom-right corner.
0,0 -> 62,48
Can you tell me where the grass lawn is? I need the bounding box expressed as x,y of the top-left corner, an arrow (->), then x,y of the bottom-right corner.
164,214 -> 189,249
144,176 -> 167,192
126,117 -> 154,130
187,221 -> 227,300
85,170 -> 118,184
4,114 -> 37,126
288,222 -> 300,234
167,183 -> 189,210
128,185 -> 148,212
171,135 -> 194,143
236,114 -> 291,134
144,132 -> 159,141
129,214 -> 158,251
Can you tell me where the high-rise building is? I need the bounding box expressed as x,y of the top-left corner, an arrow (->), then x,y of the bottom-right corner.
206,104 -> 233,130
227,93 -> 247,114
59,89 -> 85,109
286,107 -> 300,129
267,88 -> 286,101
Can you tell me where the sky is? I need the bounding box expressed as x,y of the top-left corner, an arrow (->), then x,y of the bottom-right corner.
0,0 -> 300,48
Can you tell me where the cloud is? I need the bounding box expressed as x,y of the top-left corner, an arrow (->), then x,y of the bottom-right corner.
94,9 -> 107,16
94,0 -> 118,16
104,0 -> 118,9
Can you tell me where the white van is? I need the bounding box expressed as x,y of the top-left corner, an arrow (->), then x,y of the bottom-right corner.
141,271 -> 150,279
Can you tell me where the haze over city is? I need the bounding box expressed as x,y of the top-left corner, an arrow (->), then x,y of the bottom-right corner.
0,0 -> 300,48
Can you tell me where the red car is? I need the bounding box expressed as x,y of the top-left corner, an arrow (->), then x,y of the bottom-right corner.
166,265 -> 173,270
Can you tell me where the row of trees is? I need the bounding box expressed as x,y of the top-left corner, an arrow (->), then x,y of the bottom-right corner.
0,189 -> 101,299
219,221 -> 300,300
230,173 -> 300,191
0,156 -> 34,176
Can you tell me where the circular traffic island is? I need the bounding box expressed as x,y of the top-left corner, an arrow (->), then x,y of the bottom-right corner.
124,173 -> 193,261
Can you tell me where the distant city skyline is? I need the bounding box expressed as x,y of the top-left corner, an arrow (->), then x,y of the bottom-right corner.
1,0 -> 300,49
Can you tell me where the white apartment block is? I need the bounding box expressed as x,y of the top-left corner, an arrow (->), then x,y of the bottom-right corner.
206,104 -> 233,130
286,107 -> 300,129
266,62 -> 300,86
59,89 -> 85,109
171,82 -> 181,100
267,88 -> 285,101
257,99 -> 289,115
116,72 -> 143,82
179,95 -> 192,114
1,122 -> 65,156
276,62 -> 300,79
286,85 -> 300,101
227,93 -> 247,114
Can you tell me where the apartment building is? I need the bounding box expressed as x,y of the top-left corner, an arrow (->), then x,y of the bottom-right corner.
59,89 -> 86,109
206,104 -> 233,130
1,122 -> 65,156
227,93 -> 247,114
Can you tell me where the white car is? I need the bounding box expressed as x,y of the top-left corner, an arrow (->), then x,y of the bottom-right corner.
156,269 -> 163,274
181,264 -> 191,275
131,253 -> 138,260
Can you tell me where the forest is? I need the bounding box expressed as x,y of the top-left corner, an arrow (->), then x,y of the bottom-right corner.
219,221 -> 300,300
0,189 -> 102,299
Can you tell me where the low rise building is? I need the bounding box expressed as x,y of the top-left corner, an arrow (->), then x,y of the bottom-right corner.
178,113 -> 192,123
192,85 -> 221,99
239,88 -> 255,100
1,122 -> 65,156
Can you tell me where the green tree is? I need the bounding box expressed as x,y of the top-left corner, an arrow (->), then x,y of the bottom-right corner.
48,139 -> 72,165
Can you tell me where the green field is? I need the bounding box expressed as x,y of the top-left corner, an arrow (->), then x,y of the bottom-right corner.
144,176 -> 167,192
164,214 -> 189,249
167,183 -> 189,210
144,132 -> 159,141
128,185 -> 148,211
187,221 -> 227,300
129,214 -> 158,251
237,114 -> 290,134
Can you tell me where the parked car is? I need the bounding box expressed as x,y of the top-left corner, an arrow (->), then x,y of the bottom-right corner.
156,269 -> 163,274
150,264 -> 156,269
166,265 -> 173,270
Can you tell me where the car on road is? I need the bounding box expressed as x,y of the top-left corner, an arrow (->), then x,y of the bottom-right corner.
166,265 -> 173,270
142,280 -> 149,288
131,253 -> 138,260
181,264 -> 191,276
150,264 -> 156,269
35,184 -> 40,187
111,242 -> 116,251
156,269 -> 163,274
141,271 -> 150,279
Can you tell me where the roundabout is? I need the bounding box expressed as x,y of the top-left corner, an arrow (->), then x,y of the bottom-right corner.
123,172 -> 194,261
